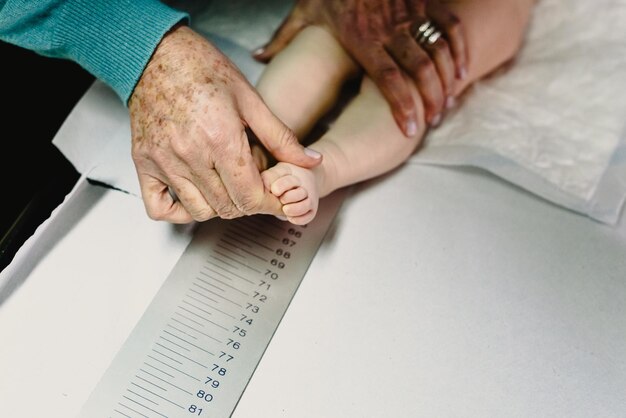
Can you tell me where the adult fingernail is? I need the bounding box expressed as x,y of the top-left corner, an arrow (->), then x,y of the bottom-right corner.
446,96 -> 456,109
430,114 -> 442,127
304,147 -> 322,159
459,67 -> 468,80
275,215 -> 288,221
252,47 -> 265,57
406,120 -> 418,137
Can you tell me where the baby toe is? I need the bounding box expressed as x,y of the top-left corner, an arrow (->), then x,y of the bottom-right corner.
271,175 -> 301,196
283,197 -> 313,218
280,186 -> 308,204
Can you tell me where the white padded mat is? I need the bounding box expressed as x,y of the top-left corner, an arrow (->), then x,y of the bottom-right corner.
412,0 -> 626,224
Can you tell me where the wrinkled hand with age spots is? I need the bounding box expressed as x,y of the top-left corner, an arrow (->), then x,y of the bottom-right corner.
129,25 -> 322,224
254,0 -> 468,134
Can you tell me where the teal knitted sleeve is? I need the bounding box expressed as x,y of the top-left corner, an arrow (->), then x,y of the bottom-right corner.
0,0 -> 189,104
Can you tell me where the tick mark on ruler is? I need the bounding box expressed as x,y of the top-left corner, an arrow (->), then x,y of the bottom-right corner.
204,264 -> 256,284
191,282 -> 241,307
166,323 -> 198,339
256,215 -> 287,231
185,294 -> 236,319
153,344 -> 208,368
134,375 -> 166,391
195,276 -> 225,293
187,288 -> 220,305
139,369 -> 194,395
121,396 -> 167,417
126,389 -> 158,405
131,383 -> 186,410
234,222 -> 280,241
174,310 -> 204,326
146,355 -> 202,381
208,255 -> 240,271
225,230 -> 273,251
178,305 -> 230,331
219,240 -> 269,262
169,318 -> 223,343
200,275 -> 249,295
158,336 -> 191,352
163,329 -> 215,356
150,349 -> 183,365
143,362 -> 175,378
116,403 -> 149,418
113,408 -> 133,417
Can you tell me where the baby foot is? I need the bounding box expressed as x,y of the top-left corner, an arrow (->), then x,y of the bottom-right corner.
261,162 -> 320,225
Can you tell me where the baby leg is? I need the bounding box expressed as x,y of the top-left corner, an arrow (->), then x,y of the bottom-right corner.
263,75 -> 426,225
255,25 -> 359,224
255,25 -> 359,140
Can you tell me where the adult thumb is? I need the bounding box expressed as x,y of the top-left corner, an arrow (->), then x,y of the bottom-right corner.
243,92 -> 322,169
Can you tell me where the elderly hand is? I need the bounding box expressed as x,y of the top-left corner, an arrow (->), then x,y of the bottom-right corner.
254,0 -> 467,134
129,25 -> 322,224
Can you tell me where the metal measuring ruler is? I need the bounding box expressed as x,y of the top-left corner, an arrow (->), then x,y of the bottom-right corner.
78,190 -> 346,418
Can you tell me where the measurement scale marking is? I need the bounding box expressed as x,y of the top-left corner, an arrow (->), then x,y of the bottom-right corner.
131,384 -> 187,409
166,323 -> 199,340
181,300 -> 216,318
194,276 -> 226,293
163,330 -> 216,355
203,264 -> 254,285
232,222 -> 279,242
126,389 -> 159,406
211,251 -> 263,274
169,318 -> 223,343
146,356 -> 201,381
143,362 -> 175,378
121,396 -> 168,417
218,240 -> 268,262
191,282 -> 241,306
151,349 -> 184,365
225,230 -> 273,252
186,289 -> 221,306
158,336 -> 191,352
78,190 -> 346,418
152,344 -> 208,369
207,256 -> 240,272
211,252 -> 262,274
113,408 -> 133,417
255,216 -> 286,231
117,403 -> 149,418
199,274 -> 248,296
185,294 -> 236,318
135,375 -> 167,392
139,369 -> 194,395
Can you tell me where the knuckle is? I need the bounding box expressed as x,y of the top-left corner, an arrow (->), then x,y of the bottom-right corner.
169,135 -> 193,158
235,192 -> 264,215
415,59 -> 436,80
265,126 -> 298,154
145,204 -> 168,221
215,203 -> 241,219
444,16 -> 462,38
190,206 -> 214,222
434,38 -> 450,53
446,14 -> 461,28
374,66 -> 401,85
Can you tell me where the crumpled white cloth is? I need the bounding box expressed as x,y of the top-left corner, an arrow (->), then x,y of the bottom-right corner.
411,0 -> 626,224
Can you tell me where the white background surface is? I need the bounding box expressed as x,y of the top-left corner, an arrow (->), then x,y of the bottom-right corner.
1,0 -> 626,416
1,161 -> 625,417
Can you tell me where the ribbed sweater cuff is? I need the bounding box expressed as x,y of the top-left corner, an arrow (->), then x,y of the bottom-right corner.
56,0 -> 189,105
